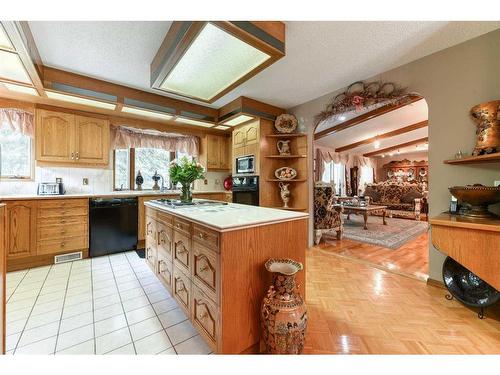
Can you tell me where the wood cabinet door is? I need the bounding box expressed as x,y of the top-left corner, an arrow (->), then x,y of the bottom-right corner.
206,135 -> 220,169
5,201 -> 37,259
145,217 -> 157,271
232,127 -> 246,148
219,136 -> 230,170
244,122 -> 259,145
75,116 -> 110,165
36,110 -> 75,162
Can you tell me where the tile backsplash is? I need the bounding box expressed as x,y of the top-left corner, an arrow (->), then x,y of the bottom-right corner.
0,166 -> 230,196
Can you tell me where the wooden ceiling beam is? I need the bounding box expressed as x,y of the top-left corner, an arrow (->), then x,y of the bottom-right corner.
314,94 -> 423,141
363,137 -> 428,157
335,120 -> 428,153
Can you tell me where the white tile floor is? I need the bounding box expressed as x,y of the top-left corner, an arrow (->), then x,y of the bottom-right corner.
5,251 -> 212,355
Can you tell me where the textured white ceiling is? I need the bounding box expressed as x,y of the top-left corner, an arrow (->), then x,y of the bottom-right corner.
29,21 -> 500,109
315,98 -> 429,156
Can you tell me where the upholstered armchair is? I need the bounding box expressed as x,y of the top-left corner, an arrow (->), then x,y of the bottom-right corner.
313,182 -> 343,245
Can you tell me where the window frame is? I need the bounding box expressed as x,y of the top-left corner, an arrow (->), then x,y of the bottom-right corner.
112,147 -> 176,191
0,132 -> 35,181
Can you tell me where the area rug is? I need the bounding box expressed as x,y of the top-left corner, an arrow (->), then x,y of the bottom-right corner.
325,215 -> 429,249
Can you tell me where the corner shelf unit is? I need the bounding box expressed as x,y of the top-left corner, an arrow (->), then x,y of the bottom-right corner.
444,152 -> 500,165
259,124 -> 309,213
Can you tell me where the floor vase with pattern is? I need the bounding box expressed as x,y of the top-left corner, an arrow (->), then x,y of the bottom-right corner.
261,258 -> 307,354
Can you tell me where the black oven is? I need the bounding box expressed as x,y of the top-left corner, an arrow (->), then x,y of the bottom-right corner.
232,176 -> 259,206
235,155 -> 255,174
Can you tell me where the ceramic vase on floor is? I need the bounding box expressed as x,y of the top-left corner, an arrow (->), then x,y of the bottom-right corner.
261,258 -> 307,354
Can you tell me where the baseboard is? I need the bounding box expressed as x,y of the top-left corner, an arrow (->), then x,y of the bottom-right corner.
426,278 -> 445,289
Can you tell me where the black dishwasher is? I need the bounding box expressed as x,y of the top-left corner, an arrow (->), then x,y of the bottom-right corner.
89,197 -> 138,257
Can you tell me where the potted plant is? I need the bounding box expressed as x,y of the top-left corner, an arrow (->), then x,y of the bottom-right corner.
169,156 -> 205,203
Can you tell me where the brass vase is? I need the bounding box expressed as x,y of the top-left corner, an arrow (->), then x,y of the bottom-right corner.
261,258 -> 307,354
470,100 -> 500,156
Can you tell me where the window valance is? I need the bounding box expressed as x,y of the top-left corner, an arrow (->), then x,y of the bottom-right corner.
111,126 -> 199,157
0,108 -> 34,138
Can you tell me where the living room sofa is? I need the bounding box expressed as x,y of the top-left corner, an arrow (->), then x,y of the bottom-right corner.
363,181 -> 423,220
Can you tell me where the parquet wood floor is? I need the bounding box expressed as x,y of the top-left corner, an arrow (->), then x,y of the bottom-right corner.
304,247 -> 500,354
318,232 -> 429,281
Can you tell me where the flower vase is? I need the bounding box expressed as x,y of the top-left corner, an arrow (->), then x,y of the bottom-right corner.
261,258 -> 307,354
180,182 -> 193,203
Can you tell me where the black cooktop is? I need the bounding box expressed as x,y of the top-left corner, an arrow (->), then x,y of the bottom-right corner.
153,198 -> 228,208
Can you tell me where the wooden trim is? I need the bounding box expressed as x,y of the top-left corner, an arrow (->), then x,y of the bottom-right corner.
335,120 -> 428,153
129,148 -> 136,190
426,278 -> 445,289
314,95 -> 423,140
363,137 -> 428,157
0,204 -> 5,354
151,21 -> 285,103
443,152 -> 500,165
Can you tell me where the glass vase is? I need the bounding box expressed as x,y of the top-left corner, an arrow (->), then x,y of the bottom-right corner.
180,182 -> 193,203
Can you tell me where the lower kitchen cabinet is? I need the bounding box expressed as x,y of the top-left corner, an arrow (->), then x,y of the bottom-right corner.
1,199 -> 89,271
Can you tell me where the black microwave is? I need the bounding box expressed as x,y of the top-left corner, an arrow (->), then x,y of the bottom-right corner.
235,155 -> 255,174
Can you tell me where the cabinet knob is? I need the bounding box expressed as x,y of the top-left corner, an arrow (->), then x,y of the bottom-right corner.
71,152 -> 75,160
75,152 -> 80,160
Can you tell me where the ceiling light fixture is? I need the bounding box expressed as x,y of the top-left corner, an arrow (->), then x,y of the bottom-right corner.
1,82 -> 38,96
220,114 -> 255,127
175,117 -> 214,128
0,24 -> 14,51
46,90 -> 116,110
151,21 -> 285,103
0,50 -> 32,84
121,106 -> 173,121
374,140 -> 380,149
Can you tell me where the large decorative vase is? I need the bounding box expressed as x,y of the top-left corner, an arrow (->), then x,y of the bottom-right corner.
470,100 -> 500,156
261,258 -> 307,354
180,182 -> 193,203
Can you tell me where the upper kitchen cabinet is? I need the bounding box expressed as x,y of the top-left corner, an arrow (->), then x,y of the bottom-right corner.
232,120 -> 259,148
36,109 -> 110,166
200,134 -> 230,171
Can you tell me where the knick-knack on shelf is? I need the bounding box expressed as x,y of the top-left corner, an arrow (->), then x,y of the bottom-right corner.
277,139 -> 291,156
135,171 -> 144,191
279,182 -> 291,208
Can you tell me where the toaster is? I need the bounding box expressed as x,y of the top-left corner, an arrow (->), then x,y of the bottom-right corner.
37,182 -> 65,195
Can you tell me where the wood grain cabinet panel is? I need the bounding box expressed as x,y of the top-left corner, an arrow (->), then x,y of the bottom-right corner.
173,265 -> 191,316
36,110 -> 75,162
219,136 -> 231,170
192,284 -> 218,351
74,116 -> 110,164
157,254 -> 173,293
192,242 -> 219,303
193,224 -> 219,252
206,135 -> 220,169
145,217 -> 157,271
173,231 -> 191,274
37,236 -> 87,256
37,206 -> 87,219
4,201 -> 37,259
157,222 -> 173,259
173,217 -> 192,237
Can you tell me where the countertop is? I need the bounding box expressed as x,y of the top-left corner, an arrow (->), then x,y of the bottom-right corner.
430,212 -> 500,232
0,190 -> 232,201
145,200 -> 309,232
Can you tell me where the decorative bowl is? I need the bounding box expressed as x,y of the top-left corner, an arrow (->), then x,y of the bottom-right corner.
274,114 -> 298,134
275,167 -> 297,180
442,256 -> 499,308
449,184 -> 500,218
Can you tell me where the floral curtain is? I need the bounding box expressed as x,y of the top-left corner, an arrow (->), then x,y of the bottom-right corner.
0,108 -> 34,138
111,126 -> 199,157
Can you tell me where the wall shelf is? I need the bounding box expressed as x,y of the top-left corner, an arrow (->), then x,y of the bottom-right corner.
266,133 -> 307,138
444,152 -> 500,165
264,155 -> 307,159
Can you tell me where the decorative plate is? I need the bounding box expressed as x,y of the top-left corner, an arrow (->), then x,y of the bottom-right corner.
274,114 -> 298,134
275,166 -> 297,180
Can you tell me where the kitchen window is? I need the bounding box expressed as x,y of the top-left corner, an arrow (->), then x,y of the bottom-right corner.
322,161 -> 345,195
114,148 -> 180,190
0,123 -> 33,180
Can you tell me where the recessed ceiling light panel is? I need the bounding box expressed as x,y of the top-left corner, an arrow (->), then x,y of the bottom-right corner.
0,25 -> 14,51
221,114 -> 255,127
122,106 -> 173,121
46,91 -> 116,110
160,23 -> 270,101
214,125 -> 230,130
0,50 -> 31,84
2,82 -> 38,96
175,117 -> 214,128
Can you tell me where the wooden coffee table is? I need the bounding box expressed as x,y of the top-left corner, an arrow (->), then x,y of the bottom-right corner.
335,204 -> 388,230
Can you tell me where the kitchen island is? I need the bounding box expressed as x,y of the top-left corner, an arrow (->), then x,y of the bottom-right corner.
143,200 -> 309,354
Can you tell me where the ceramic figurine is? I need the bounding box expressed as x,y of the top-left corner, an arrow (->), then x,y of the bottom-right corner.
261,258 -> 307,354
135,171 -> 144,191
279,182 -> 291,208
277,139 -> 291,156
152,171 -> 161,191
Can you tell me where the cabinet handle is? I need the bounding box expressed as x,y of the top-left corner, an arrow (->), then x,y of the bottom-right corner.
71,152 -> 75,160
75,152 -> 79,160
198,232 -> 205,239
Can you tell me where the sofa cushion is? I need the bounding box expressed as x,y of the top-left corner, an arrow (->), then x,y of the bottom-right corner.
364,186 -> 381,202
401,190 -> 423,204
381,184 -> 404,204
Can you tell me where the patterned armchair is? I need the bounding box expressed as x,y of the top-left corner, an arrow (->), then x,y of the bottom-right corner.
313,183 -> 343,245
